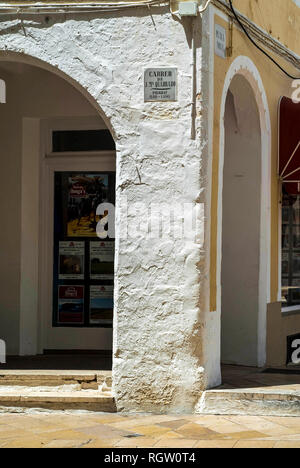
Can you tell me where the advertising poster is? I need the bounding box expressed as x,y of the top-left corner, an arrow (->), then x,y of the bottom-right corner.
89,285 -> 113,325
59,241 -> 85,280
67,173 -> 109,237
90,241 -> 114,280
58,286 -> 84,324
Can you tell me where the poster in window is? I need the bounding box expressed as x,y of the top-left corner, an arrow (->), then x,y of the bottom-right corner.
67,174 -> 109,237
59,241 -> 84,280
58,286 -> 84,324
90,241 -> 114,280
89,285 -> 113,325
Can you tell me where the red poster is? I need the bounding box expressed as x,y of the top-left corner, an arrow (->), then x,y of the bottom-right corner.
58,286 -> 84,324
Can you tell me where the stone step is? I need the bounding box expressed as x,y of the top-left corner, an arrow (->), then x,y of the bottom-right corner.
199,389 -> 300,417
0,371 -> 115,412
0,370 -> 112,390
0,388 -> 116,412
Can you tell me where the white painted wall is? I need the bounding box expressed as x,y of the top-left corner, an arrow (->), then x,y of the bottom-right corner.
0,6 -> 207,412
221,75 -> 261,366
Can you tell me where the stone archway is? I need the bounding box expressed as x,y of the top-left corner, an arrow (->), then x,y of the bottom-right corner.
0,55 -> 117,362
217,56 -> 271,372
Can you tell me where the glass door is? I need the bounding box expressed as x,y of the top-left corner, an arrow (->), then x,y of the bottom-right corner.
52,171 -> 115,329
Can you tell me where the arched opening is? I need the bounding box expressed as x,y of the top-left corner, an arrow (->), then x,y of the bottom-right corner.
0,59 -> 116,369
221,74 -> 262,367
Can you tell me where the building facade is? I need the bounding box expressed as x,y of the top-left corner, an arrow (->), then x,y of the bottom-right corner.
0,0 -> 299,413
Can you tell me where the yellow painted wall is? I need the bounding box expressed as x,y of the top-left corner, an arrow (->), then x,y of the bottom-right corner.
210,3 -> 300,311
233,0 -> 300,56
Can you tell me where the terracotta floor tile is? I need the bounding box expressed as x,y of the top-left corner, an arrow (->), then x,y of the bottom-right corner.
224,415 -> 269,425
157,419 -> 190,430
221,430 -> 268,440
196,421 -> 248,434
0,428 -> 34,440
40,429 -> 92,441
174,423 -> 220,440
81,438 -> 121,448
8,416 -> 61,432
264,416 -> 300,428
129,425 -> 172,438
85,415 -> 131,424
114,437 -> 155,448
0,424 -> 19,433
194,439 -> 238,448
158,430 -> 185,439
184,414 -> 227,422
224,415 -> 297,436
43,439 -> 92,448
108,415 -> 182,429
153,438 -> 197,448
274,440 -> 300,448
76,425 -> 139,440
130,415 -> 186,423
1,436 -> 47,448
0,411 -> 299,448
259,435 -> 300,442
39,414 -> 126,428
233,440 -> 275,448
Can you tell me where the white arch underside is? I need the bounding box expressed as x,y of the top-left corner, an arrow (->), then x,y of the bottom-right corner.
217,56 -> 271,368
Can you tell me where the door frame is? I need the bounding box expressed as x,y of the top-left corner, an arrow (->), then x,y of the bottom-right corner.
20,116 -> 116,355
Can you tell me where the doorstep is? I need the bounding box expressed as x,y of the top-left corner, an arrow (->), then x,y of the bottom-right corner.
0,370 -> 111,388
198,388 -> 300,417
198,365 -> 300,417
0,370 -> 116,413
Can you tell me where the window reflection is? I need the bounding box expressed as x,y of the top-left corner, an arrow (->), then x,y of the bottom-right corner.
282,189 -> 300,307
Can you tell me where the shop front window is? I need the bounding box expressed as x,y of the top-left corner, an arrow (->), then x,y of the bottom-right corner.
53,171 -> 115,327
282,188 -> 300,308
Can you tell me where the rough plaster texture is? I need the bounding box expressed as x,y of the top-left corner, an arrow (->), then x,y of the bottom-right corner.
0,6 -> 210,412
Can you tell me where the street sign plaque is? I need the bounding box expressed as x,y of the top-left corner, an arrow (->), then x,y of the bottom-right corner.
144,68 -> 177,102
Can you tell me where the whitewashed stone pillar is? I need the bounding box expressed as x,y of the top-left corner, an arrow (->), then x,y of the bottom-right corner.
0,6 -> 209,412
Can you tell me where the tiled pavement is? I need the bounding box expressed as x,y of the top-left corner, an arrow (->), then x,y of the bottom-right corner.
1,364 -> 300,447
0,412 -> 300,447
